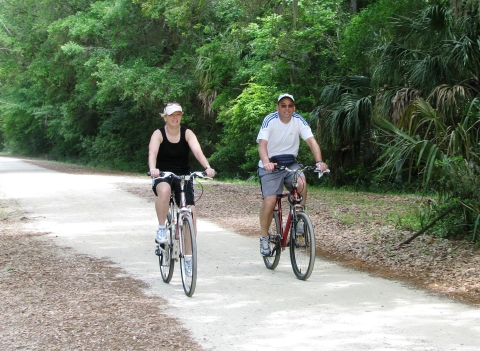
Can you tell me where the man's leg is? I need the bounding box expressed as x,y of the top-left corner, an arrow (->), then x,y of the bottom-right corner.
297,176 -> 308,206
260,195 -> 277,237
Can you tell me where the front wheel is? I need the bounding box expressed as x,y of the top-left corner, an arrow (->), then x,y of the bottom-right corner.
158,219 -> 174,283
179,216 -> 197,297
263,211 -> 281,270
290,211 -> 315,280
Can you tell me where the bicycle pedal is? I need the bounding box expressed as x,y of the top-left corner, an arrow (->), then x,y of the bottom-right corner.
155,245 -> 166,256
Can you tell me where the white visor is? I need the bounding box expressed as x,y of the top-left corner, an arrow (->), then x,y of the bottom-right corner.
163,104 -> 183,116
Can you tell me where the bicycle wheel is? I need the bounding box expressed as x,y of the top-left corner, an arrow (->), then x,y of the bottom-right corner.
263,211 -> 282,270
158,215 -> 174,283
290,211 -> 315,280
179,216 -> 197,297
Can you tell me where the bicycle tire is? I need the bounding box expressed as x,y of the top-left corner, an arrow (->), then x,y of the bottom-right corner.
159,216 -> 174,283
290,211 -> 315,280
179,216 -> 197,297
263,211 -> 282,270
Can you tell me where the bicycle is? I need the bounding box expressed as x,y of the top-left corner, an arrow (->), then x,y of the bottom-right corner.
149,170 -> 213,297
263,165 -> 330,280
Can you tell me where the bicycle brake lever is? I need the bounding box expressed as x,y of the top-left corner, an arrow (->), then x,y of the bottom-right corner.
317,168 -> 330,178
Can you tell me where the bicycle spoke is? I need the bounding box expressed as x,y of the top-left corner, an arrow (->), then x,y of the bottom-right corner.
180,216 -> 197,297
290,212 -> 315,280
263,211 -> 282,269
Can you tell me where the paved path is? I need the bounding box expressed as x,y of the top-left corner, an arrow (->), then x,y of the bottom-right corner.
1,156 -> 479,351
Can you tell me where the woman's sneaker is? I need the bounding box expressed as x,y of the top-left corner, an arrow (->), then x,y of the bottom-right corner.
185,257 -> 193,277
155,227 -> 167,244
260,236 -> 271,256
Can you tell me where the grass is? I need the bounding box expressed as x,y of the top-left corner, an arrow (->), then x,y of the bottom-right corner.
307,186 -> 423,230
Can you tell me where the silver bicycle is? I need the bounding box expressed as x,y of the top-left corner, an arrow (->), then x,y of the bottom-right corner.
150,171 -> 213,297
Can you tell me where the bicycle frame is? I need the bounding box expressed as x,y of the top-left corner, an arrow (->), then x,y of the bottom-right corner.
160,174 -> 197,254
275,193 -> 304,249
175,176 -> 193,254
263,165 -> 329,279
151,170 -> 212,296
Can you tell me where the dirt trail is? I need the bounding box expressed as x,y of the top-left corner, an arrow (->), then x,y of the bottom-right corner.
1,156 -> 480,351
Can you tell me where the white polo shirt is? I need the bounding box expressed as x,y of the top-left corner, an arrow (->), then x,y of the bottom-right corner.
256,111 -> 314,168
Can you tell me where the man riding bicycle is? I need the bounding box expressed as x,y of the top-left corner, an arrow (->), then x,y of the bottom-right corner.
257,93 -> 328,256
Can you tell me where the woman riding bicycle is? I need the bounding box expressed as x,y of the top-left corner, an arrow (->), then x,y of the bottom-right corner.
148,102 -> 216,246
257,94 -> 328,256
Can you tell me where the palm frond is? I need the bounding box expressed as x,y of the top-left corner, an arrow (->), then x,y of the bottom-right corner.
427,84 -> 469,126
391,88 -> 421,125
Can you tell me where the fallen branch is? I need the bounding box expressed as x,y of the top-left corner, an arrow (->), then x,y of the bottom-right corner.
396,191 -> 472,248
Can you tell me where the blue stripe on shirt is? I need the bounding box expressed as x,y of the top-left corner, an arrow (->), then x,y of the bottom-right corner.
293,113 -> 310,126
261,112 -> 309,129
261,112 -> 279,129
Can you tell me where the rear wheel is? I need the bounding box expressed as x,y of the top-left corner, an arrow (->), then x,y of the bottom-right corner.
179,216 -> 197,297
158,215 -> 174,283
290,211 -> 315,280
263,211 -> 282,270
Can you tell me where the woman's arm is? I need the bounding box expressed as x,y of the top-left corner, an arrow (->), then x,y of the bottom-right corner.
148,129 -> 163,177
186,129 -> 215,177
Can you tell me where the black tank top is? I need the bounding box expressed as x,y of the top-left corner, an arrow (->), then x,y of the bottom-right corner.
156,126 -> 190,175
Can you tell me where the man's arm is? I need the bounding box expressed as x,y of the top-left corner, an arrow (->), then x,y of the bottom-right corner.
258,139 -> 276,172
305,137 -> 328,171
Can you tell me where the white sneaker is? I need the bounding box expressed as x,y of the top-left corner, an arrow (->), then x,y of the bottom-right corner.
185,257 -> 193,277
155,226 -> 167,244
260,236 -> 271,256
296,222 -> 305,237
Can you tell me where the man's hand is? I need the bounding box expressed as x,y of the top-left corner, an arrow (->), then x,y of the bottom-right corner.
315,161 -> 328,172
264,162 -> 277,172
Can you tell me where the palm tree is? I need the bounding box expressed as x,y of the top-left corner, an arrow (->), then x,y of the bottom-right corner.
320,2 -> 480,238
372,2 -> 480,238
316,75 -> 374,184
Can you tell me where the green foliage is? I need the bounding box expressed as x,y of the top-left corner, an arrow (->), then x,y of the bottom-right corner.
371,3 -> 480,240
339,0 -> 431,75
210,84 -> 275,177
1,0 -> 479,244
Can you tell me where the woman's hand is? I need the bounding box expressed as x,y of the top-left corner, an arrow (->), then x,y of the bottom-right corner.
205,167 -> 216,178
150,168 -> 160,178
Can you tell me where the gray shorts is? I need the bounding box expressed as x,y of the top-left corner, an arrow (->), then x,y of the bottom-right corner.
257,163 -> 304,198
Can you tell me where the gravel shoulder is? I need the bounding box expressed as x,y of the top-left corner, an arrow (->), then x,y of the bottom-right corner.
1,157 -> 479,349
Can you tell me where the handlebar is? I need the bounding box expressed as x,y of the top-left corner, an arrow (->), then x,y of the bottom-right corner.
275,165 -> 330,178
147,171 -> 215,180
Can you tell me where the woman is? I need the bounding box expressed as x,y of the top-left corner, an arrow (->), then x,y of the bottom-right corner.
148,102 -> 215,248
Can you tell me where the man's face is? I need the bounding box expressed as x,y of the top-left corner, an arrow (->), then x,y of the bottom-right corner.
276,98 -> 296,119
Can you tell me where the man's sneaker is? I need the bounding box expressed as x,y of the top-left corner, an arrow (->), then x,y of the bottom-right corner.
260,236 -> 271,256
155,226 -> 167,244
296,222 -> 305,237
185,257 -> 193,277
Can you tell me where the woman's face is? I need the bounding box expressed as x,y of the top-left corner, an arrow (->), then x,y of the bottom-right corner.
164,111 -> 183,127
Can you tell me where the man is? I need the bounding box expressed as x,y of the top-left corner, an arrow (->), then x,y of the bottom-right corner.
257,93 -> 328,256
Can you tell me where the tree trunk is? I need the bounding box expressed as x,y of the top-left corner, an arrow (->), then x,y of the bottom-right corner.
350,0 -> 358,13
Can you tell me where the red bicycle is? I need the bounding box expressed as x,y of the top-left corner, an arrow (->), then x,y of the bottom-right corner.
263,165 -> 329,280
